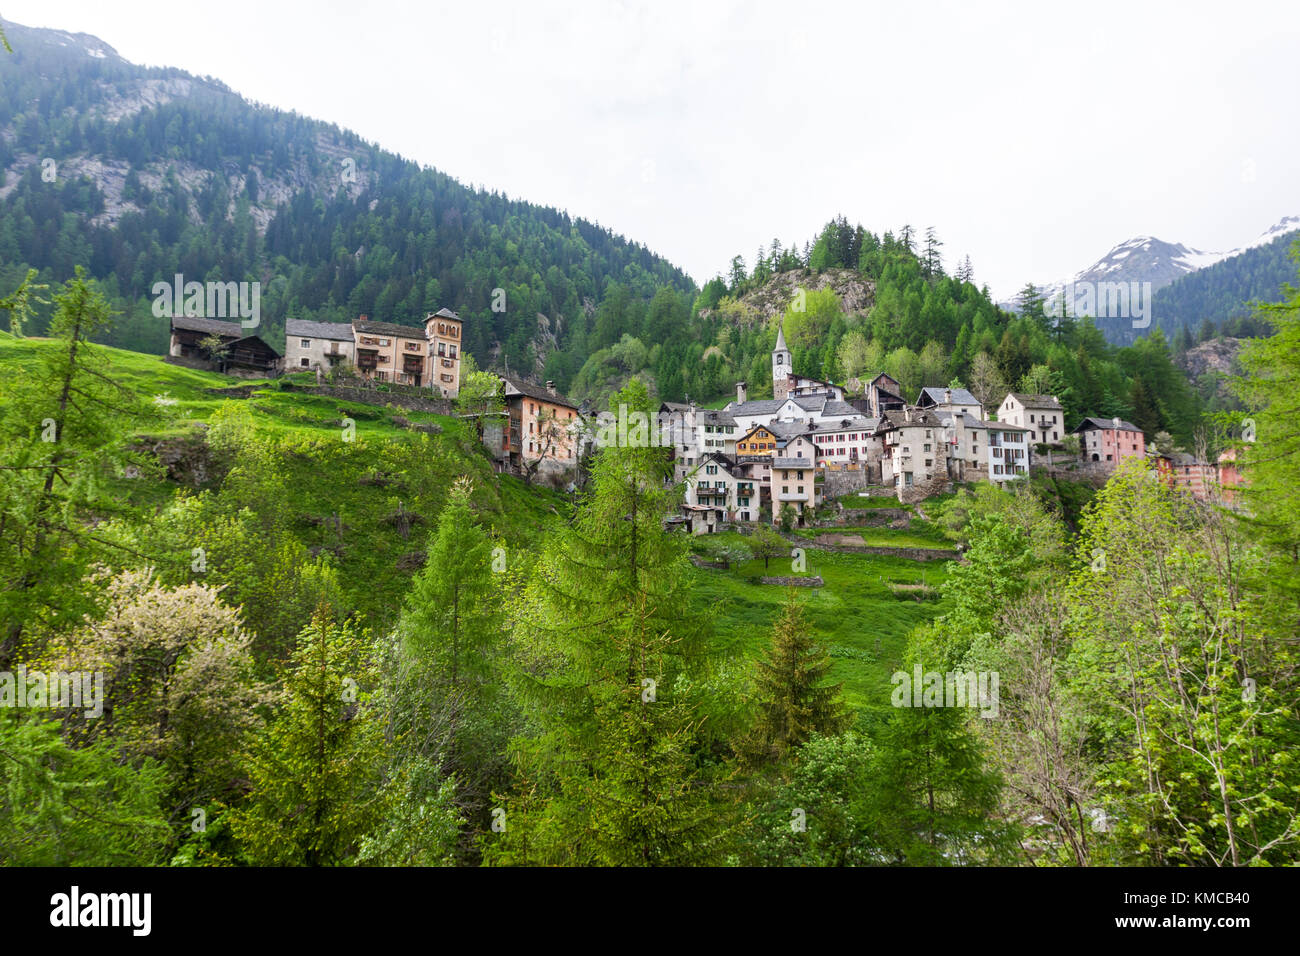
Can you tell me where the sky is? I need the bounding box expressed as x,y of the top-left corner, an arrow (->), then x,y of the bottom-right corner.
5,0 -> 1299,299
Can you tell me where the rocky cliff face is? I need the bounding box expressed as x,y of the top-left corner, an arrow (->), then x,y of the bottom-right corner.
703,267 -> 875,329
1177,337 -> 1244,380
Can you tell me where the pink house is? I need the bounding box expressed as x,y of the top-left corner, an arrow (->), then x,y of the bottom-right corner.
1074,416 -> 1146,470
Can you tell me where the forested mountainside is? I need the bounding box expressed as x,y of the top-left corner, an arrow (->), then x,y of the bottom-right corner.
1151,228 -> 1300,338
0,23 -> 693,377
0,21 -> 1261,451
657,216 -> 1210,448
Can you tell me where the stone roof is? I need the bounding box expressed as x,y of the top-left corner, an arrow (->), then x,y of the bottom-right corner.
354,319 -> 427,339
1007,392 -> 1063,410
937,411 -> 992,430
876,407 -> 945,431
428,307 -> 462,322
287,318 -> 354,341
918,386 -> 981,407
805,415 -> 877,433
698,408 -> 737,427
1075,416 -> 1142,433
500,376 -> 579,410
772,457 -> 815,469
170,315 -> 244,338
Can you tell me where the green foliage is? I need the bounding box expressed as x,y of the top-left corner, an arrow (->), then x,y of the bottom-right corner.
734,590 -> 850,769
486,379 -> 723,865
0,712 -> 170,865
229,615 -> 387,865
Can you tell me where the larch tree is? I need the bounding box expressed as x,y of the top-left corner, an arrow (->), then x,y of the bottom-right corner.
486,378 -> 723,866
0,268 -> 158,668
230,615 -> 386,866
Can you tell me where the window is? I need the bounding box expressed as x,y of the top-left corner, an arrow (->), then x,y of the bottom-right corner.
300,339 -> 311,348
1030,414 -> 1035,423
300,357 -> 309,367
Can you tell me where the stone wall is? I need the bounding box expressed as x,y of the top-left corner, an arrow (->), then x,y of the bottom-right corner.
759,575 -> 825,588
778,530 -> 958,562
290,383 -> 454,415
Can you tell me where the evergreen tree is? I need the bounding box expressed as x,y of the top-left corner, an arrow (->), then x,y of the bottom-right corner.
230,614 -> 387,865
0,268 -> 157,668
735,590 -> 849,770
486,379 -> 722,865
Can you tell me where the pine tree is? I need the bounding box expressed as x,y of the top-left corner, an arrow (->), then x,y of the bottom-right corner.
735,590 -> 849,770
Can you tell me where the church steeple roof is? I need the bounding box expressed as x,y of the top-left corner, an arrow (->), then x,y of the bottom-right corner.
774,319 -> 787,353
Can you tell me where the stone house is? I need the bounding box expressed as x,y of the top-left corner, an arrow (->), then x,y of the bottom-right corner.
1074,416 -> 1146,469
284,318 -> 355,374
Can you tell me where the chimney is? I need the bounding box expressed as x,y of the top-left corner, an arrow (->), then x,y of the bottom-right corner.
546,380 -> 555,394
904,407 -> 912,423
359,314 -> 368,323
737,381 -> 747,405
1112,416 -> 1121,429
945,388 -> 952,405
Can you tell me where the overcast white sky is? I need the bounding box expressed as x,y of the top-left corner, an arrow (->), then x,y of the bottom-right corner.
7,0 -> 1299,298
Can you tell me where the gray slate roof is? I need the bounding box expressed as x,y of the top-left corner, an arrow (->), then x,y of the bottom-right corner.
170,315 -> 244,338
772,457 -> 815,469
1008,392 -> 1063,410
500,376 -> 579,410
876,407 -> 945,431
354,319 -> 426,339
805,415 -> 877,433
287,318 -> 354,341
919,386 -> 981,407
698,409 -> 737,427
1076,416 -> 1142,433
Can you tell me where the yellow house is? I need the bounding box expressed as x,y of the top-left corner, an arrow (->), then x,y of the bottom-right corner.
736,425 -> 780,456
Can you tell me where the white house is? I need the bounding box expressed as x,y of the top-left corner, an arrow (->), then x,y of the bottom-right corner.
917,386 -> 984,421
998,393 -> 1065,445
986,424 -> 1032,481
285,319 -> 356,373
805,414 -> 879,469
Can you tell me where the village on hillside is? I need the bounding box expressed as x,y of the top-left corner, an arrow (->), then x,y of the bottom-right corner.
166,310 -> 1247,529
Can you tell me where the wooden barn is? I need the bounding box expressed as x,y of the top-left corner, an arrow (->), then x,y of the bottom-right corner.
168,316 -> 282,376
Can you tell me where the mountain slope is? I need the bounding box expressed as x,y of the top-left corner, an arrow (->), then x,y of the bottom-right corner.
0,21 -> 695,379
1006,217 -> 1299,344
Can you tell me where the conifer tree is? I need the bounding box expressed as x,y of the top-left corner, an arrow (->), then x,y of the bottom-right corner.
402,476 -> 498,688
0,268 -> 157,668
230,614 -> 386,866
735,590 -> 849,770
486,379 -> 722,865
